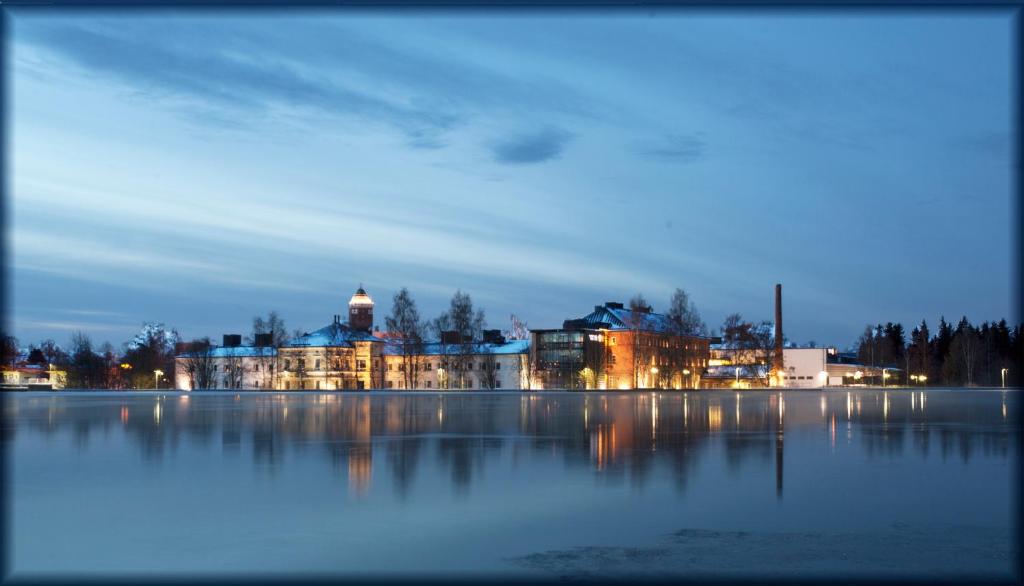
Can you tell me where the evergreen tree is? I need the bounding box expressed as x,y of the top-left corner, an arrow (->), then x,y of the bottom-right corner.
932,317 -> 953,384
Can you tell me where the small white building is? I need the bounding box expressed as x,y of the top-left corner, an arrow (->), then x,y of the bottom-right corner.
174,345 -> 277,390
777,348 -> 831,388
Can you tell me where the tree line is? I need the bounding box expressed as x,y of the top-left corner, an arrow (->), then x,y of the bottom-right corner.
3,295 -> 1019,389
856,317 -> 1022,387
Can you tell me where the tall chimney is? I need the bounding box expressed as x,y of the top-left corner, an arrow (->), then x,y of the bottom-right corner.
773,283 -> 784,379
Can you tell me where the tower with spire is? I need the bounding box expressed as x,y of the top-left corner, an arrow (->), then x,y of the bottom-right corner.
348,284 -> 374,332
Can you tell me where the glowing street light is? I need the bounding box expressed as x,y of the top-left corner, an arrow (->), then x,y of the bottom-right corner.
154,369 -> 164,390
1002,368 -> 1009,389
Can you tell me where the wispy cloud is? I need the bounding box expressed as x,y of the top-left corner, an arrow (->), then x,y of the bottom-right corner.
15,319 -> 125,333
17,22 -> 460,144
636,133 -> 707,163
490,126 -> 573,164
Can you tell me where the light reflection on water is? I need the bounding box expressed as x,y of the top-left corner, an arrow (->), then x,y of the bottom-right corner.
5,389 -> 1019,579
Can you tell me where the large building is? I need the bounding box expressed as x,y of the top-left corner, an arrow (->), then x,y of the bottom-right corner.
276,287 -> 387,390
530,301 -> 711,390
383,331 -> 529,390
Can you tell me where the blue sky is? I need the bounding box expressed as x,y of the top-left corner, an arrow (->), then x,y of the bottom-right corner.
7,9 -> 1016,349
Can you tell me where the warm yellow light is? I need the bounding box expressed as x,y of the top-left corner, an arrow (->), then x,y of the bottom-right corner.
683,369 -> 690,375
854,371 -> 862,380
650,367 -> 659,374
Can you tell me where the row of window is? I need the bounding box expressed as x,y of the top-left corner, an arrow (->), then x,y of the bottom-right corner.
385,378 -> 503,389
388,361 -> 502,372
282,359 -> 370,371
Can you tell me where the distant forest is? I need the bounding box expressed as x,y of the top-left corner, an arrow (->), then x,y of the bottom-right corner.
854,317 -> 1022,387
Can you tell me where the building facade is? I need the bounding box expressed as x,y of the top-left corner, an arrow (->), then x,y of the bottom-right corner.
276,288 -> 386,390
174,342 -> 277,391
530,302 -> 711,390
383,337 -> 530,390
703,346 -> 895,389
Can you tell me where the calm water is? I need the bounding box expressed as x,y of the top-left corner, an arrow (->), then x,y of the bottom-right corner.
4,389 -> 1019,581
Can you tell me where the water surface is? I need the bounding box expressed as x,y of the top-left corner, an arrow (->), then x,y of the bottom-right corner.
5,389 -> 1019,581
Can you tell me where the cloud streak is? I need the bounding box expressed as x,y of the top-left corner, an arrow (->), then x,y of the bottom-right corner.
18,22 -> 460,143
490,126 -> 574,164
636,133 -> 707,163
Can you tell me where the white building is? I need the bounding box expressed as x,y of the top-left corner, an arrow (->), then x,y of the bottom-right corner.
383,340 -> 530,390
174,345 -> 277,390
777,348 -> 831,388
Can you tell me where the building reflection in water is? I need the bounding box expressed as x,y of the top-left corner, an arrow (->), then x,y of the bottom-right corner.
5,389 -> 1017,500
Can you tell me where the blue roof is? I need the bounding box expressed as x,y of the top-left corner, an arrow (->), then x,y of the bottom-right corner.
177,346 -> 276,358
704,364 -> 769,378
567,305 -> 701,335
284,322 -> 385,348
383,339 -> 529,356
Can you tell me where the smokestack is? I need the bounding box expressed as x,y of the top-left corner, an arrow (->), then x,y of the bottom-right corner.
773,284 -> 784,377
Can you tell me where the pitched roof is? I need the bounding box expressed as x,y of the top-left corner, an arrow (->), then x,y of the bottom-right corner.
284,322 -> 385,348
383,339 -> 529,356
176,346 -> 277,358
565,305 -> 694,335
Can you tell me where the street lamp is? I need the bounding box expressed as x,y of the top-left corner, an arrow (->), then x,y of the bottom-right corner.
1001,368 -> 1008,389
154,369 -> 163,390
735,367 -> 740,387
882,369 -> 891,388
683,369 -> 690,390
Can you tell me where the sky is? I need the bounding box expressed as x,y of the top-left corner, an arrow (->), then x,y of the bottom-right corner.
6,9 -> 1016,350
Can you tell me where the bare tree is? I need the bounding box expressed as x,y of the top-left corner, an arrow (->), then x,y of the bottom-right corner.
183,338 -> 217,390
722,313 -> 773,386
451,290 -> 486,389
478,346 -> 499,390
666,288 -> 707,336
431,313 -> 454,389
386,287 -> 425,390
433,291 -> 485,389
948,320 -> 981,386
248,311 -> 290,347
626,293 -> 652,388
224,351 -> 245,389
